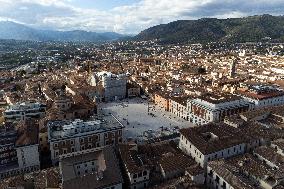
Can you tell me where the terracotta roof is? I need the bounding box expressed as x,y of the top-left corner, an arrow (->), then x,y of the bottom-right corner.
254,146 -> 284,167
208,160 -> 259,189
180,123 -> 249,155
159,153 -> 196,173
61,147 -> 123,189
15,120 -> 39,147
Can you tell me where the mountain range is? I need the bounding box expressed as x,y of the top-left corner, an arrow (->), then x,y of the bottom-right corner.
1,15 -> 284,43
0,21 -> 125,42
135,14 -> 284,44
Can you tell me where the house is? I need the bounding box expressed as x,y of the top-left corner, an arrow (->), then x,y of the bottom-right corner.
60,147 -> 123,189
187,93 -> 253,125
179,123 -> 248,167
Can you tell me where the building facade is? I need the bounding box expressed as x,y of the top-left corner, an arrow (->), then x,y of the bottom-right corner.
179,124 -> 247,168
48,115 -> 125,165
0,124 -> 17,167
101,72 -> 127,102
4,102 -> 46,122
0,121 -> 40,180
237,84 -> 284,109
60,147 -> 123,189
169,96 -> 188,120
154,92 -> 170,111
187,93 -> 253,125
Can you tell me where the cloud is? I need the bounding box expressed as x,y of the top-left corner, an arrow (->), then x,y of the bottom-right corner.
0,0 -> 283,34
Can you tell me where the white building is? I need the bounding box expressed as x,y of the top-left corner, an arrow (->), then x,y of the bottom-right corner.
169,96 -> 189,120
207,149 -> 284,189
4,102 -> 46,122
48,115 -> 125,165
97,72 -> 127,102
60,147 -> 123,189
119,144 -> 150,189
237,84 -> 284,109
187,93 -> 253,125
179,123 -> 247,168
207,160 -> 256,189
0,122 -> 40,180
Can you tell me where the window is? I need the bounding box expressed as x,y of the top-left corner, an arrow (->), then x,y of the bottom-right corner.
80,138 -> 84,143
71,140 -> 74,145
222,181 -> 227,189
55,151 -> 59,157
54,143 -> 58,148
88,137 -> 92,142
215,175 -> 220,184
208,170 -> 213,177
133,174 -> 137,179
138,172 -> 142,177
143,171 -> 147,176
81,145 -> 85,151
71,147 -> 75,152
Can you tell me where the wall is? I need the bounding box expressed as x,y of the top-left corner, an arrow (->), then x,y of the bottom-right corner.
16,144 -> 40,169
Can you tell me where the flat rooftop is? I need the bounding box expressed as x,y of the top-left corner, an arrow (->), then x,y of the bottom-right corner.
48,115 -> 124,141
5,102 -> 46,111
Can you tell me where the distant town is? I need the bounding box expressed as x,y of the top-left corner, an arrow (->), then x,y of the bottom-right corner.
0,39 -> 284,189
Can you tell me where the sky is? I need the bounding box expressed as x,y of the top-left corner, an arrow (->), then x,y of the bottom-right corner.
0,0 -> 283,34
